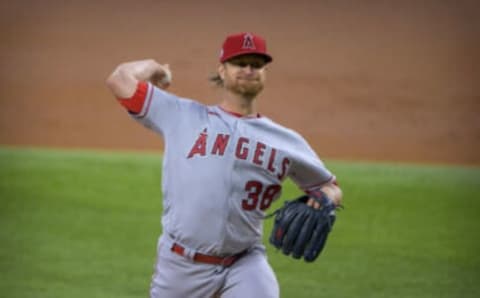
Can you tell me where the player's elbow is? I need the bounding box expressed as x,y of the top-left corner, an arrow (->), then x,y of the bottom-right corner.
106,68 -> 123,96
106,65 -> 137,99
105,71 -> 119,92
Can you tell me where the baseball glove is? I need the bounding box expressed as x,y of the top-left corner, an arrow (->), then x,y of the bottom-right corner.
268,193 -> 339,262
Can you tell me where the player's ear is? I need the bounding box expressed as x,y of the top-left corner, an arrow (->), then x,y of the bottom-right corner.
218,64 -> 226,80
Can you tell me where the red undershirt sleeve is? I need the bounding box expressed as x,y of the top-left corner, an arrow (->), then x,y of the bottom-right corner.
116,81 -> 148,114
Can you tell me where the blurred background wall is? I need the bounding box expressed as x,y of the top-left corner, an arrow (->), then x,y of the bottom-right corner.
0,0 -> 478,165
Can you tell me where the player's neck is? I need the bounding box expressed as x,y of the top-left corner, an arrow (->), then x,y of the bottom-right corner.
220,91 -> 257,117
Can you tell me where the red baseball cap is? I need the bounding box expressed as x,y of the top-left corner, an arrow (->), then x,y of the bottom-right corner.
219,32 -> 273,63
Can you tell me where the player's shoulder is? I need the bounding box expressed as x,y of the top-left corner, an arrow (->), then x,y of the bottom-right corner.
260,116 -> 306,140
258,115 -> 315,153
177,97 -> 211,120
178,96 -> 208,110
152,84 -> 208,111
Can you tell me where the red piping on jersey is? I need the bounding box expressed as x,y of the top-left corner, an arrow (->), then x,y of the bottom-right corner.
137,84 -> 154,119
218,106 -> 261,118
117,81 -> 148,114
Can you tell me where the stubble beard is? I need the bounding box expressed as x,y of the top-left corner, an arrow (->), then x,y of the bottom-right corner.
226,79 -> 264,99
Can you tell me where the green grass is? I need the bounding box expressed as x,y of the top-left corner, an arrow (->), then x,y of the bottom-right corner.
1,147 -> 479,298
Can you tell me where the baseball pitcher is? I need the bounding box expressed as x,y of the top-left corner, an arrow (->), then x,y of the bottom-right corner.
106,32 -> 343,298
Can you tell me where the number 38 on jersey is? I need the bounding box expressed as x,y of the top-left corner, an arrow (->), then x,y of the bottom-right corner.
242,180 -> 281,211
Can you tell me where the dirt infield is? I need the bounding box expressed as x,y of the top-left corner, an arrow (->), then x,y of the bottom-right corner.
1,1 -> 479,165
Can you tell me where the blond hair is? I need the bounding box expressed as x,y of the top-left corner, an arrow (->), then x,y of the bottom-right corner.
208,72 -> 223,87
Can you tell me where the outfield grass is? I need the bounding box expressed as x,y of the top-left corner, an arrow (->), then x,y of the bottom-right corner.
1,147 -> 479,298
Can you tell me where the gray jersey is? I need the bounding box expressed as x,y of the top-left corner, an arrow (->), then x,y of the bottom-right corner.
132,83 -> 334,255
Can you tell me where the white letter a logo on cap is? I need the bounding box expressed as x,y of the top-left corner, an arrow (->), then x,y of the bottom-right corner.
242,33 -> 256,50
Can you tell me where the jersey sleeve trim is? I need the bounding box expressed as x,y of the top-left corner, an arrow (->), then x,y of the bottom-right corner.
302,175 -> 337,192
135,83 -> 154,119
117,81 -> 150,116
